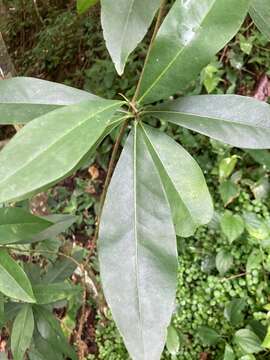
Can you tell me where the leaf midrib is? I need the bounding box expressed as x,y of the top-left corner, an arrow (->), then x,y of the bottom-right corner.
0,102 -> 118,184
133,125 -> 145,358
137,0 -> 219,103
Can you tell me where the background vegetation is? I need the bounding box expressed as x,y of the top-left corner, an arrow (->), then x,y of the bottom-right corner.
1,1 -> 270,359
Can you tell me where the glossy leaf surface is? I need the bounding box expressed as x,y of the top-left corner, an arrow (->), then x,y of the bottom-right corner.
0,207 -> 53,245
141,124 -> 213,237
101,0 -> 160,75
0,77 -> 99,124
0,99 -> 122,204
149,95 -> 270,148
99,125 -> 178,360
0,250 -> 35,302
250,0 -> 270,39
11,304 -> 34,360
138,0 -> 250,104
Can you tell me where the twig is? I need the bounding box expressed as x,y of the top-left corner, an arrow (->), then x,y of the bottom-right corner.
32,0 -> 44,25
221,272 -> 246,282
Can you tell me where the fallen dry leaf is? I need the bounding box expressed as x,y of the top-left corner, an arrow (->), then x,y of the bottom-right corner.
254,74 -> 270,102
88,165 -> 99,180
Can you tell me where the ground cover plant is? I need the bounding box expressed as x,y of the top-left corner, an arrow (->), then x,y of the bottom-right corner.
0,0 -> 270,359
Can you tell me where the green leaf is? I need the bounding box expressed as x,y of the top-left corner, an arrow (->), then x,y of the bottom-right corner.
77,0 -> 99,14
219,180 -> 240,206
22,214 -> 77,244
101,0 -> 160,75
99,124 -> 178,360
29,337 -> 63,360
219,155 -> 238,181
197,326 -> 221,346
0,207 -> 53,245
138,0 -> 250,104
243,212 -> 270,240
246,250 -> 263,272
224,298 -> 246,326
220,211 -> 244,243
141,124 -> 213,237
250,0 -> 270,39
148,95 -> 270,148
262,326 -> 270,348
42,250 -> 83,283
166,325 -> 180,356
0,249 -> 35,302
0,99 -> 122,204
0,77 -> 99,124
234,329 -> 263,354
34,306 -> 77,360
248,320 -> 267,341
216,250 -> 233,276
239,356 -> 256,360
246,150 -> 270,170
11,304 -> 34,360
33,283 -> 80,304
223,344 -> 235,360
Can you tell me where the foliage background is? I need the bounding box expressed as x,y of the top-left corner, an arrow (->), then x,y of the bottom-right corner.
1,0 -> 270,359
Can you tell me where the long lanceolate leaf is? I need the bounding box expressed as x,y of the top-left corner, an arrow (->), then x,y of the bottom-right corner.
0,207 -> 53,245
0,99 -> 122,204
11,305 -> 34,360
0,77 -> 100,124
99,124 -> 178,360
101,0 -> 160,75
148,95 -> 270,148
250,0 -> 270,40
0,249 -> 35,303
141,124 -> 213,237
137,0 -> 250,104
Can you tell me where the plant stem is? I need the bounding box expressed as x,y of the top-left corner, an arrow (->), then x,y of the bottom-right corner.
132,0 -> 166,104
91,119 -> 129,251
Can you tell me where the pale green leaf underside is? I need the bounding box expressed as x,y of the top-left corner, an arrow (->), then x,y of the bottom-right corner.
101,0 -> 160,75
141,124 -> 213,237
0,99 -> 122,204
0,250 -> 35,302
250,0 -> 270,40
99,124 -> 178,360
138,0 -> 250,104
11,304 -> 34,360
149,95 -> 270,148
0,77 -> 100,124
